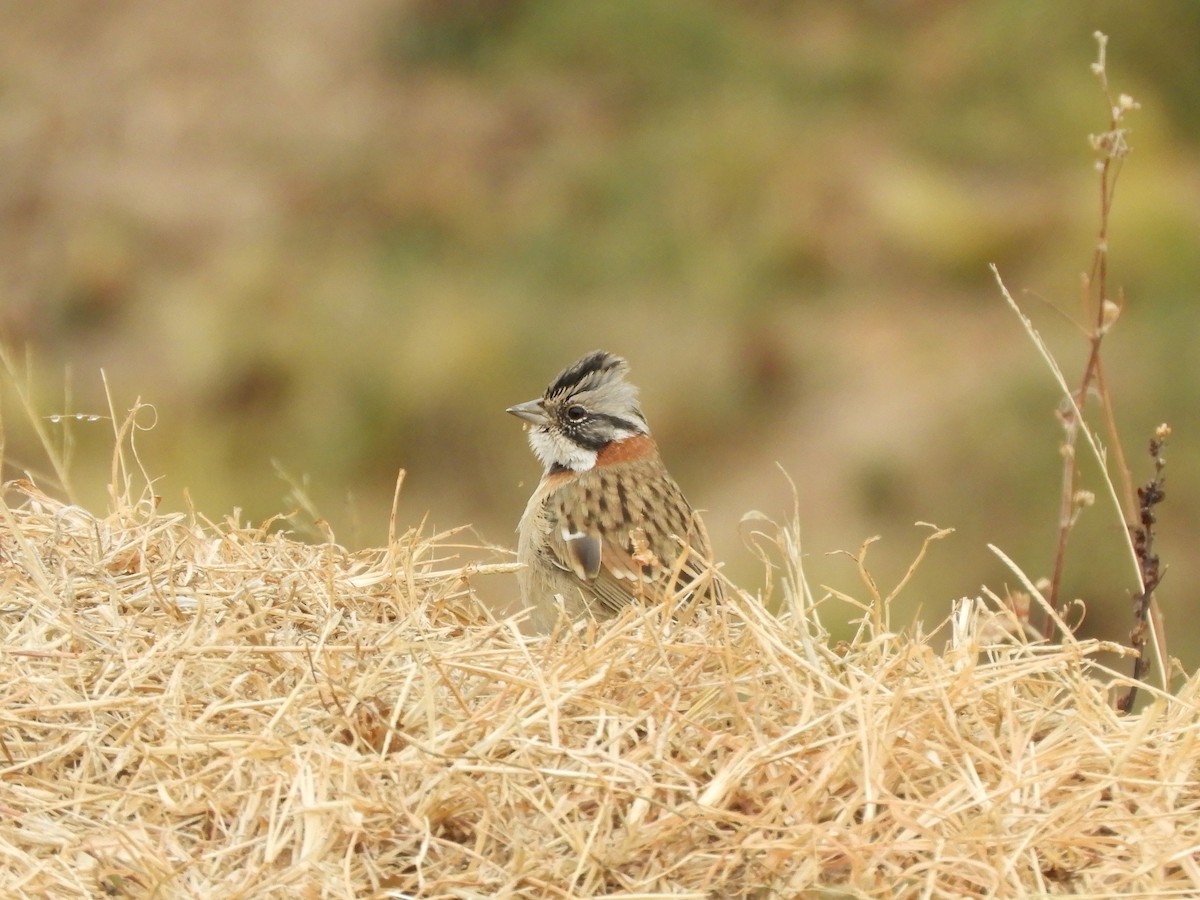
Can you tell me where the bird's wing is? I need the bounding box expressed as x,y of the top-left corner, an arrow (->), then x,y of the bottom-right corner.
544,460 -> 718,615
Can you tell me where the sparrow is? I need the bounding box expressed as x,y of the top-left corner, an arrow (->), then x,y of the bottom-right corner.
507,350 -> 720,630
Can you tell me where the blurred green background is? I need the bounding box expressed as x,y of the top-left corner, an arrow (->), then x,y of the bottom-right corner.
2,1 -> 1199,661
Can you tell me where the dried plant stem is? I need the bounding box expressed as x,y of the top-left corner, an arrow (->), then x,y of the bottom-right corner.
1093,357 -> 1137,517
1045,412 -> 1079,641
992,267 -> 1138,594
0,343 -> 77,500
997,34 -> 1169,697
1118,427 -> 1170,713
1044,33 -> 1140,638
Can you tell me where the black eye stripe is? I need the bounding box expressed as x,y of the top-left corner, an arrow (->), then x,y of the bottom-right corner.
569,412 -> 641,434
594,413 -> 641,432
567,413 -> 641,452
573,432 -> 607,452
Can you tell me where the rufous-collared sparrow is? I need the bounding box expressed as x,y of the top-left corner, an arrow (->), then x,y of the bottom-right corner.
508,350 -> 720,630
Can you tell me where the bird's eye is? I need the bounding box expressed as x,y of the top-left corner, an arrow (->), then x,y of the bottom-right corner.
565,404 -> 587,422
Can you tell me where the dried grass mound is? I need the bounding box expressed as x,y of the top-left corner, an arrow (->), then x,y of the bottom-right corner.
1,480 -> 1199,898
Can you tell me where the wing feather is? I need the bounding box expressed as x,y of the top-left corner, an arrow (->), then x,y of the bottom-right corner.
543,458 -> 717,615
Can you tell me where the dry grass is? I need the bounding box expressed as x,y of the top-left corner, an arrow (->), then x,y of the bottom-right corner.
2,474 -> 1199,899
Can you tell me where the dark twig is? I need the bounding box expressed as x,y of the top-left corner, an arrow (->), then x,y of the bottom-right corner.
1117,426 -> 1170,713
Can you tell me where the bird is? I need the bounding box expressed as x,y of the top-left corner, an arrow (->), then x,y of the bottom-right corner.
507,349 -> 720,630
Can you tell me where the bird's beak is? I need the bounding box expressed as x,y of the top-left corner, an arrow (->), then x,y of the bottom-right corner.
506,399 -> 549,426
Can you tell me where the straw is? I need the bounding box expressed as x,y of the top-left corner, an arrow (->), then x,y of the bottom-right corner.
0,480 -> 1197,897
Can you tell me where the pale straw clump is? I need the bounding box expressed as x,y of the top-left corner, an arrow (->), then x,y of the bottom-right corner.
1,481 -> 1198,897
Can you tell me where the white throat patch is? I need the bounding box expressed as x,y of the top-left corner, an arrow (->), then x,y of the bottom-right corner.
528,427 -> 598,473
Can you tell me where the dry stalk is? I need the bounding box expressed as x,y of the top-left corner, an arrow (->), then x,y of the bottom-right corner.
1043,32 -> 1142,643
1118,425 -> 1170,713
0,343 -> 81,499
994,35 -> 1169,699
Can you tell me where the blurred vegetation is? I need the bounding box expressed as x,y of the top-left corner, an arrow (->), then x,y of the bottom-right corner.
2,1 -> 1199,661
